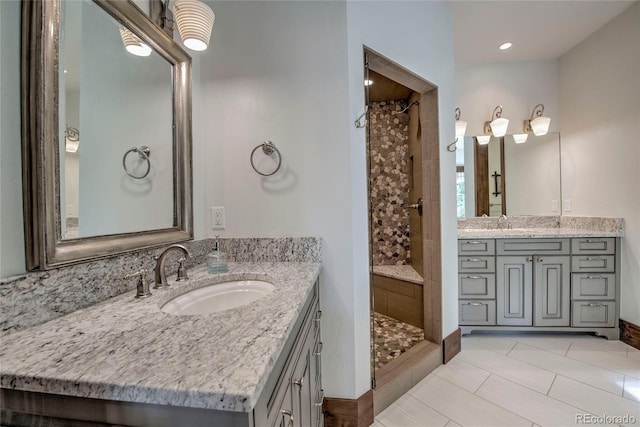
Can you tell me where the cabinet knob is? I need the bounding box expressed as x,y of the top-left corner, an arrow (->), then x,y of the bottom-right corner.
294,377 -> 304,388
526,258 -> 533,263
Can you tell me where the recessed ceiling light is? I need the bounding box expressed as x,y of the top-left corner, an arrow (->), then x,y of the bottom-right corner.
499,42 -> 512,51
364,79 -> 374,86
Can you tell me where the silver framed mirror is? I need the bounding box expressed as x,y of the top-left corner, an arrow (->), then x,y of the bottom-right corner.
22,0 -> 193,270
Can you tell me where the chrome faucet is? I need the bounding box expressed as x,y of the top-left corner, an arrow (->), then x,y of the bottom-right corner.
497,214 -> 508,230
154,244 -> 190,288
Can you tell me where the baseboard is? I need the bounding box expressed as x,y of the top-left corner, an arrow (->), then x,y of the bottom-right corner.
443,327 -> 461,363
620,318 -> 640,350
323,390 -> 373,427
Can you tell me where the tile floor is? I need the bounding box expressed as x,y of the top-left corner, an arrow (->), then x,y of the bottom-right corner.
374,312 -> 425,368
374,333 -> 640,427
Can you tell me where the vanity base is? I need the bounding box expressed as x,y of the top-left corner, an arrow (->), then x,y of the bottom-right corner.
460,326 -> 620,340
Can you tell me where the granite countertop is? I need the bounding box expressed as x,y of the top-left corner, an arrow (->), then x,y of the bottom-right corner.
458,228 -> 623,239
372,265 -> 424,284
457,216 -> 624,239
0,261 -> 321,412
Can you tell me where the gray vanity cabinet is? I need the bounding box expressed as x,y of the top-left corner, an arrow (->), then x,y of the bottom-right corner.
458,236 -> 620,339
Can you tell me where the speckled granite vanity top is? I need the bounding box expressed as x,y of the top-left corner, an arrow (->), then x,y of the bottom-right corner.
458,216 -> 624,239
0,261 -> 321,412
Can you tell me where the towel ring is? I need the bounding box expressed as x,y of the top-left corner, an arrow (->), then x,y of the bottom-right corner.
122,146 -> 151,179
250,141 -> 282,176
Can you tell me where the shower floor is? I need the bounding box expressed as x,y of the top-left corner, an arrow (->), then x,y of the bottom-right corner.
373,312 -> 424,368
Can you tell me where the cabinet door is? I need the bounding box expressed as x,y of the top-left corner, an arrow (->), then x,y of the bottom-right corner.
534,256 -> 570,326
497,256 -> 532,325
291,335 -> 314,427
273,385 -> 294,427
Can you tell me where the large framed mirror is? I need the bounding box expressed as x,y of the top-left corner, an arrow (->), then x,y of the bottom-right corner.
22,0 -> 193,270
456,133 -> 562,218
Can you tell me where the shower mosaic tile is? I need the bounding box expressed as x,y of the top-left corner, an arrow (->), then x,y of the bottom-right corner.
374,312 -> 424,368
369,101 -> 411,265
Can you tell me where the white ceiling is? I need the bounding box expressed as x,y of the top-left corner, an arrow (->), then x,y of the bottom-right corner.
448,0 -> 637,66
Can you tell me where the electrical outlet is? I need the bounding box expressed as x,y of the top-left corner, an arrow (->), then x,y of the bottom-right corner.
563,199 -> 572,212
211,207 -> 225,230
551,200 -> 559,212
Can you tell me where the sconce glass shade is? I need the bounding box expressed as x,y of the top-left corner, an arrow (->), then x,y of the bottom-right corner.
65,138 -> 79,153
119,27 -> 152,57
530,116 -> 551,136
525,104 -> 551,136
489,117 -> 509,137
476,135 -> 491,145
173,0 -> 215,51
513,133 -> 528,144
455,120 -> 467,139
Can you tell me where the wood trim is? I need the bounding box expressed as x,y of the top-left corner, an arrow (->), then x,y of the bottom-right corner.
323,390 -> 373,427
443,327 -> 462,363
620,318 -> 640,350
474,140 -> 489,216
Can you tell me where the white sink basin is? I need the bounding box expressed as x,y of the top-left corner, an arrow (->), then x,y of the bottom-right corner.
161,280 -> 275,315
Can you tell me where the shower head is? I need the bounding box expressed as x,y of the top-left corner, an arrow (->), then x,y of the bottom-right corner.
399,100 -> 420,114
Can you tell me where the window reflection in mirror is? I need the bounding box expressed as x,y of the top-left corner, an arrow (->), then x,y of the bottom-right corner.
59,0 -> 174,240
457,133 -> 562,218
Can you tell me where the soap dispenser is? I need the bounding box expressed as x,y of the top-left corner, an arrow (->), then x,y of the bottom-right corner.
207,235 -> 228,273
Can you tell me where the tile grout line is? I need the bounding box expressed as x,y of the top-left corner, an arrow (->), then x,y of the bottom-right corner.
473,371 -> 493,394
435,373 -> 538,426
405,390 -> 458,427
546,373 -> 558,396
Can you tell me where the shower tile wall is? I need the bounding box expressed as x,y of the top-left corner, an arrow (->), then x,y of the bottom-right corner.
370,101 -> 411,265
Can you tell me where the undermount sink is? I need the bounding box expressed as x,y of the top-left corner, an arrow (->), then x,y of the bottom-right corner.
161,280 -> 275,315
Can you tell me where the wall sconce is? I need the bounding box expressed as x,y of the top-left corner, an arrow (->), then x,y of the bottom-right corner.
119,27 -> 152,57
512,133 -> 528,144
524,103 -> 551,136
151,0 -> 215,52
476,135 -> 491,145
65,126 -> 80,153
484,105 -> 509,137
447,107 -> 467,152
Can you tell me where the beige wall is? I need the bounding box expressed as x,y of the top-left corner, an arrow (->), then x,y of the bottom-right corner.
559,2 -> 640,325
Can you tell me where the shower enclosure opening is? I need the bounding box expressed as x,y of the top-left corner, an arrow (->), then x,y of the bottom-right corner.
366,69 -> 426,370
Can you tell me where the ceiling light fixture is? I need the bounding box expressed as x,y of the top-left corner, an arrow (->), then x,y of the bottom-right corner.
513,133 -> 529,144
484,105 -> 509,137
151,0 -> 215,52
119,27 -> 152,57
524,103 -> 551,136
499,42 -> 512,50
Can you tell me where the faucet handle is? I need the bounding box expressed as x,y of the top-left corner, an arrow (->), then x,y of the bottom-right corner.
126,268 -> 152,299
176,258 -> 189,281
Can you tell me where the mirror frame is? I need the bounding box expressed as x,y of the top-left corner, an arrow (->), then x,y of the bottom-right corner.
21,0 -> 193,270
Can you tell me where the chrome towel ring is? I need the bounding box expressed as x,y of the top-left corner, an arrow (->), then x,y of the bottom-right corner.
250,140 -> 282,176
122,146 -> 151,179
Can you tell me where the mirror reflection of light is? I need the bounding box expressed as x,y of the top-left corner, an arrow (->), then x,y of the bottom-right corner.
125,43 -> 152,57
477,135 -> 491,145
364,79 -> 374,86
513,133 -> 528,144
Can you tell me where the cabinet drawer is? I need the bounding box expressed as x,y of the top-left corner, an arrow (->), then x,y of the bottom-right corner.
571,238 -> 615,255
571,255 -> 615,272
571,301 -> 616,327
459,300 -> 496,325
458,274 -> 495,299
497,239 -> 570,255
572,274 -> 616,300
458,256 -> 495,273
458,239 -> 495,256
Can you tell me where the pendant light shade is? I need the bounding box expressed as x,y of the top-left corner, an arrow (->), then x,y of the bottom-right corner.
173,0 -> 215,51
119,27 -> 152,57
